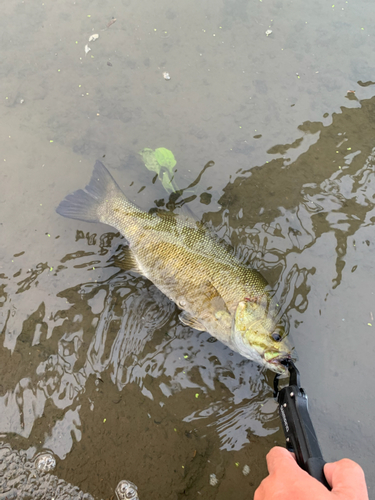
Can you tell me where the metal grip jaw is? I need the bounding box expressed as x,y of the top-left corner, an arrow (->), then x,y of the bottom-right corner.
274,360 -> 331,490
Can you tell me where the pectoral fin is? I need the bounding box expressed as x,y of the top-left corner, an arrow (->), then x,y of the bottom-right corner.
179,311 -> 207,331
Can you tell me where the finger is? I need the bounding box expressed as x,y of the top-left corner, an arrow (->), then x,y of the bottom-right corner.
266,446 -> 297,475
324,459 -> 369,499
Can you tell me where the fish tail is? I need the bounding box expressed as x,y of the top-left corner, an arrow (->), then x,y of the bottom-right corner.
56,160 -> 126,223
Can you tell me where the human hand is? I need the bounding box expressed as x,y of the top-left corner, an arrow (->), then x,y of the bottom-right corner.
254,446 -> 369,500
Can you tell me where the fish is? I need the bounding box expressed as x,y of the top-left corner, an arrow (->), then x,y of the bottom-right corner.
56,161 -> 291,373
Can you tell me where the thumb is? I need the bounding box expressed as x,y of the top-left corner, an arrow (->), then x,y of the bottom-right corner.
266,446 -> 298,475
324,459 -> 369,499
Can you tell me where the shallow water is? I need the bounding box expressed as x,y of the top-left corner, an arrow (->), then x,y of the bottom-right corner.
1,0 -> 375,498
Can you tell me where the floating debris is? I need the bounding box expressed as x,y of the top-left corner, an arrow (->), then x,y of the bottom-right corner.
101,18 -> 116,31
163,72 -> 171,80
115,480 -> 139,500
89,34 -> 99,42
265,29 -> 273,36
107,61 -> 113,66
242,464 -> 250,476
34,452 -> 56,472
85,44 -> 91,54
209,473 -> 218,486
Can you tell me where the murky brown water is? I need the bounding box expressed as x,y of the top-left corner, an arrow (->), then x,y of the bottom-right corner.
1,0 -> 375,498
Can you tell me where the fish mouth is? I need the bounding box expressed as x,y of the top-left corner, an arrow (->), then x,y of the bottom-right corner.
264,351 -> 291,363
264,352 -> 292,373
270,353 -> 291,363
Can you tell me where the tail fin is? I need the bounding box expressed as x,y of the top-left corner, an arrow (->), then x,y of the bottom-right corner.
56,161 -> 125,223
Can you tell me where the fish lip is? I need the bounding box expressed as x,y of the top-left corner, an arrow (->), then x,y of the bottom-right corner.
264,352 -> 292,366
265,354 -> 292,375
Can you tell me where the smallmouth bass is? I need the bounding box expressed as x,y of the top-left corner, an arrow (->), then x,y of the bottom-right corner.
57,161 -> 291,373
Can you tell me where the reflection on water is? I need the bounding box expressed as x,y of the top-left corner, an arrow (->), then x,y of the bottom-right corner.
184,396 -> 278,451
1,95 -> 375,496
203,100 -> 375,322
0,246 -> 277,459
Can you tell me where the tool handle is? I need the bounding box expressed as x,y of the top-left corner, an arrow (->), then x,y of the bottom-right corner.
277,384 -> 331,490
306,457 -> 330,489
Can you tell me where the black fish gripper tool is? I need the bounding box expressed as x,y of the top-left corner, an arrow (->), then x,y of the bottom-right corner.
273,359 -> 331,489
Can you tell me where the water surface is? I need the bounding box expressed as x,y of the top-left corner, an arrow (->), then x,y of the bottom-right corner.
1,0 -> 375,498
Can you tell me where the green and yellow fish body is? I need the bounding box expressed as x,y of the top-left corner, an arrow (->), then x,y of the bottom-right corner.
57,161 -> 291,373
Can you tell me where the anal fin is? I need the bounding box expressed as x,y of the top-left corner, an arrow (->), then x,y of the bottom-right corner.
111,247 -> 143,274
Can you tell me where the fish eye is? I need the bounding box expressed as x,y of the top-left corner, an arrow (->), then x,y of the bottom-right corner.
272,332 -> 282,342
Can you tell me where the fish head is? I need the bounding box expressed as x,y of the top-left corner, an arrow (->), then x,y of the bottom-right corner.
232,296 -> 291,374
